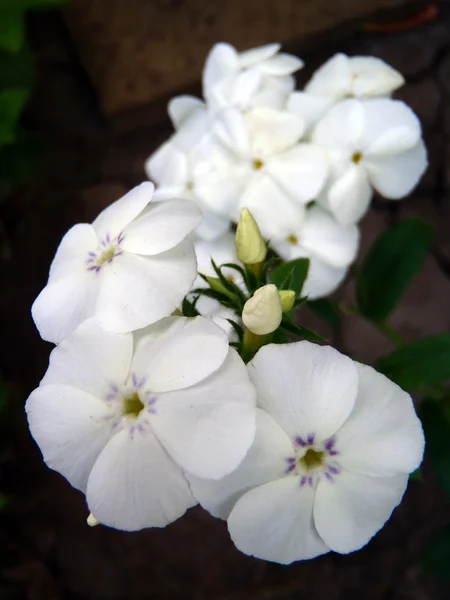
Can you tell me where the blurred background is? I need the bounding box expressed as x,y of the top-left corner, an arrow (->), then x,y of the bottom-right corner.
0,1 -> 450,598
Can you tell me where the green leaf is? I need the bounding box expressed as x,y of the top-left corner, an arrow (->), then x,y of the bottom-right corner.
0,10 -> 25,53
423,525 -> 450,577
270,258 -> 309,296
307,298 -> 341,328
0,87 -> 28,144
420,400 -> 450,498
0,47 -> 35,90
377,334 -> 450,391
280,314 -> 325,342
356,219 -> 433,322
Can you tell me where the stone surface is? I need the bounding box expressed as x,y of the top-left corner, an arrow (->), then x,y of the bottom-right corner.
64,0 -> 410,117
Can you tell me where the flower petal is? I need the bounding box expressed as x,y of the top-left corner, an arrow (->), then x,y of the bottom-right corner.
144,140 -> 188,186
32,271 -> 99,344
365,140 -> 428,199
40,318 -> 133,398
168,95 -> 205,129
121,199 -> 201,255
260,53 -> 304,76
92,182 -> 154,240
95,240 -> 196,333
322,163 -> 373,225
203,43 -> 239,102
248,341 -> 358,442
195,164 -> 249,218
48,224 -> 98,283
26,384 -> 113,492
151,348 -> 256,479
131,316 -> 229,393
196,209 -> 231,241
267,144 -> 328,205
305,53 -> 351,98
301,205 -> 360,268
246,107 -> 305,156
239,43 -> 280,68
314,469 -> 409,554
287,91 -> 334,131
86,427 -> 196,531
188,408 -> 293,519
336,363 -> 424,477
312,98 -> 365,150
228,477 -> 329,564
350,56 -> 404,97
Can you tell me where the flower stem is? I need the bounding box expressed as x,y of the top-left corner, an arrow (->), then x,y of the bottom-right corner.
241,329 -> 267,363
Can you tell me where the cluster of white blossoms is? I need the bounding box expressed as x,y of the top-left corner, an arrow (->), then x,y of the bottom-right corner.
146,44 -> 427,300
26,44 -> 426,566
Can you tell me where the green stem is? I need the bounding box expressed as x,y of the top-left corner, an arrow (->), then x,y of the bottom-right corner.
241,329 -> 268,363
376,321 -> 405,347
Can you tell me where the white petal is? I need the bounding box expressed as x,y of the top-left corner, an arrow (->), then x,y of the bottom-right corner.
240,174 -> 305,240
194,231 -> 238,276
92,182 -> 154,240
251,77 -> 295,110
301,205 -> 360,268
303,256 -> 349,300
349,56 -> 404,97
228,477 -> 329,564
32,271 -> 99,344
305,53 -> 352,99
229,69 -> 262,108
188,408 -> 293,519
336,363 -> 424,477
248,341 -> 358,442
365,140 -> 428,199
131,316 -> 229,393
144,140 -> 188,186
260,53 -> 304,76
173,105 -> 209,151
95,240 -> 196,332
40,318 -> 132,398
267,144 -> 328,204
121,199 -> 201,255
287,91 -> 334,131
48,224 -> 98,283
314,469 -> 409,554
360,98 -> 421,154
168,95 -> 204,129
246,107 -> 305,156
312,98 -> 365,151
213,109 -> 250,157
195,209 -> 231,241
151,348 -> 256,479
26,384 -> 113,492
86,427 -> 196,531
195,164 -> 249,218
324,164 -> 373,225
203,43 -> 239,102
239,43 -> 280,67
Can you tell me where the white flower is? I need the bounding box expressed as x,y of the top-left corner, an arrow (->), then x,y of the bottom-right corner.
288,53 -> 404,130
31,183 -> 202,343
312,98 -> 428,225
26,316 -> 256,531
189,341 -> 424,564
242,285 -> 282,335
203,43 -> 303,113
271,205 -> 359,299
195,107 -> 328,237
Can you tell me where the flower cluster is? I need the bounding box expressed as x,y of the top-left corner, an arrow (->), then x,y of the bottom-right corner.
25,43 -> 426,566
146,45 -> 427,300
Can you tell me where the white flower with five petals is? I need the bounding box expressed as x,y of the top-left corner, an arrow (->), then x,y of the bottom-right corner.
32,182 -> 202,343
26,317 -> 256,531
312,98 -> 428,225
189,341 -> 424,564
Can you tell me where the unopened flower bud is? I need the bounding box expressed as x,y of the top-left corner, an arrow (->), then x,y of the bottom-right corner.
243,284 -> 282,335
87,513 -> 99,527
235,208 -> 267,265
205,276 -> 233,298
279,289 -> 295,312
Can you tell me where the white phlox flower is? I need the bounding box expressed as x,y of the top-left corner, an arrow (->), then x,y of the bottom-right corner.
195,107 -> 329,238
288,53 -> 405,130
31,183 -> 202,343
203,42 -> 303,113
271,205 -> 360,299
312,98 -> 428,225
192,232 -> 244,338
26,316 -> 257,531
189,341 -> 424,564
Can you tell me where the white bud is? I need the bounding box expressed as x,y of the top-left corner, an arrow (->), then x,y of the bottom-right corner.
87,513 -> 99,527
242,284 -> 283,336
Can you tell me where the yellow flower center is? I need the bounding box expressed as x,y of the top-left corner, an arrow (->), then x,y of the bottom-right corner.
123,392 -> 144,418
300,449 -> 325,471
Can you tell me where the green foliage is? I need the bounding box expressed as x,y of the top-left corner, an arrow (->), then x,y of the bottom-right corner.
356,219 -> 433,322
0,9 -> 25,53
270,258 -> 309,296
307,298 -> 341,328
377,334 -> 450,392
0,87 -> 28,144
423,525 -> 450,577
420,400 -> 450,499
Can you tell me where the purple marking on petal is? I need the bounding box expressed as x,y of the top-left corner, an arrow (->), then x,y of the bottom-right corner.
307,434 -> 315,445
87,265 -> 98,271
308,476 -> 313,487
285,464 -> 296,474
106,393 -> 115,401
110,384 -> 119,393
115,251 -> 124,258
300,476 -> 307,487
295,436 -> 307,447
328,465 -> 340,475
329,450 -> 339,456
325,472 -> 333,481
88,251 -> 96,257
149,408 -> 157,414
139,377 -> 146,388
286,457 -> 296,464
117,233 -> 125,244
148,396 -> 157,405
112,421 -> 119,429
324,438 -> 335,452
106,233 -> 110,243
131,373 -> 138,387
137,424 -> 144,433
